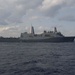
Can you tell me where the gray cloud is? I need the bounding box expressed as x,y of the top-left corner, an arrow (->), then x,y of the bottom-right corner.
39,0 -> 75,18
0,0 -> 43,25
40,4 -> 64,17
16,0 -> 43,9
39,0 -> 66,17
59,15 -> 75,21
0,0 -> 75,25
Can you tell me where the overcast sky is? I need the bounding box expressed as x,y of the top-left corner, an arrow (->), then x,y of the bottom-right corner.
0,0 -> 75,37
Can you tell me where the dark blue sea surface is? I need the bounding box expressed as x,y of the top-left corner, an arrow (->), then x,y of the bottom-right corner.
0,42 -> 75,75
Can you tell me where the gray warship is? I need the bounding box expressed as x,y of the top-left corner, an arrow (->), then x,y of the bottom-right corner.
20,26 -> 75,42
0,26 -> 75,42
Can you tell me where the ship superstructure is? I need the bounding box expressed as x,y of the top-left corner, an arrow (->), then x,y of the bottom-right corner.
20,26 -> 64,40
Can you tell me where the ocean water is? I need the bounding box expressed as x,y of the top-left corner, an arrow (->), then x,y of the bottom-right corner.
0,42 -> 75,75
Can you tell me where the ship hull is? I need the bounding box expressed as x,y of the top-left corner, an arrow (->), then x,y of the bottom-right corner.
20,37 -> 75,43
0,37 -> 74,43
0,38 -> 20,42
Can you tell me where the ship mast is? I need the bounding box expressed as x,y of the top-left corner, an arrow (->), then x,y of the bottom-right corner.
31,26 -> 35,34
54,27 -> 57,32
